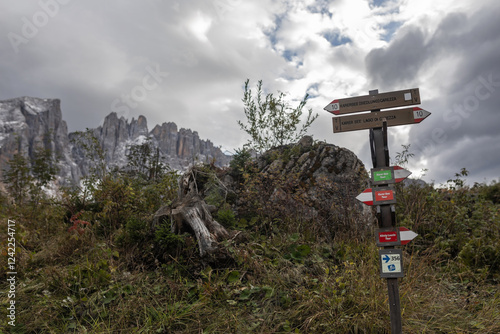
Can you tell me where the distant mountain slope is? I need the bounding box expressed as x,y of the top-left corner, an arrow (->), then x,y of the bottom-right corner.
0,97 -> 231,186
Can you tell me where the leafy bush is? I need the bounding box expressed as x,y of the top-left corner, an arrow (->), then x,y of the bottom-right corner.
396,168 -> 500,277
237,79 -> 318,153
482,180 -> 500,204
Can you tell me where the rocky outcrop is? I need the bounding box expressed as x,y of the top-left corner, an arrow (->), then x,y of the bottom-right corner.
92,112 -> 231,171
249,135 -> 370,221
0,97 -> 231,187
0,97 -> 80,185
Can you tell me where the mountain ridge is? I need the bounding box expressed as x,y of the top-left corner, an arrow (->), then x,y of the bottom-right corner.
0,96 -> 231,186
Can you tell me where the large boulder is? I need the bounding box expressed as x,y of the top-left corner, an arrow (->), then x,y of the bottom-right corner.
242,136 -> 370,223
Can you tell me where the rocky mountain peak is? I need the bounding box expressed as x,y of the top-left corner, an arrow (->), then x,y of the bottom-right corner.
0,96 -> 79,184
0,97 -> 231,187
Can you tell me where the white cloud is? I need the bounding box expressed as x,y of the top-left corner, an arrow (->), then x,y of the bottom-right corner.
188,11 -> 213,43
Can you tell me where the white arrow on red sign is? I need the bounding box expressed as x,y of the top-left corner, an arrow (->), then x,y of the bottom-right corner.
356,187 -> 396,205
393,166 -> 412,183
376,227 -> 418,246
399,227 -> 418,245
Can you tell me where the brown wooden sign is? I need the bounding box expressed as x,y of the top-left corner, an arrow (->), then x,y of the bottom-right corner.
332,107 -> 430,133
324,88 -> 420,115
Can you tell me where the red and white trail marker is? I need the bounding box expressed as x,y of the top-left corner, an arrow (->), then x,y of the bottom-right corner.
393,166 -> 412,183
376,227 -> 418,246
399,227 -> 418,245
356,187 -> 396,206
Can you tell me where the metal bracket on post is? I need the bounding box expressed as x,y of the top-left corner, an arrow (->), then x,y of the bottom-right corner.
370,128 -> 377,168
383,120 -> 389,166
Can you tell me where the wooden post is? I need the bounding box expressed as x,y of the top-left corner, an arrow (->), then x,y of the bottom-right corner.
369,89 -> 403,334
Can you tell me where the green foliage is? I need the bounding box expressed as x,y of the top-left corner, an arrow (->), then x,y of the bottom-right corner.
123,216 -> 148,244
397,168 -> 500,277
216,203 -> 236,228
446,167 -> 469,189
71,129 -> 107,178
63,132 -> 179,239
229,147 -> 253,182
32,146 -> 59,187
2,145 -> 59,207
482,179 -> 500,204
285,243 -> 311,262
125,137 -> 168,182
154,219 -> 186,252
394,143 -> 414,167
70,129 -> 108,201
237,79 -> 318,153
229,147 -> 252,171
3,152 -> 31,203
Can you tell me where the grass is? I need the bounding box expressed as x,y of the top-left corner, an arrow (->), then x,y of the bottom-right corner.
1,172 -> 499,333
2,223 -> 499,333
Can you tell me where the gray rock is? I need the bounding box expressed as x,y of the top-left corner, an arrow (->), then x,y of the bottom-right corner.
249,138 -> 371,223
0,97 -> 81,185
0,97 -> 231,187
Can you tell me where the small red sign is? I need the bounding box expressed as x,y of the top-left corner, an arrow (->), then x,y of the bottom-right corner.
375,190 -> 394,201
378,231 -> 398,243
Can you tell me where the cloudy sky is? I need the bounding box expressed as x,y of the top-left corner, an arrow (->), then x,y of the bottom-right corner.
1,0 -> 499,186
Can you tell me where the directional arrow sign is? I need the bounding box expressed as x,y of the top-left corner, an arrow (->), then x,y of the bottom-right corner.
375,227 -> 417,246
379,249 -> 404,278
356,187 -> 396,206
325,88 -> 420,115
332,107 -> 431,133
399,227 -> 418,245
376,228 -> 401,246
371,166 -> 412,185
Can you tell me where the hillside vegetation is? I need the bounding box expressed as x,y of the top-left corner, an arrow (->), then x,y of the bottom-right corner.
1,141 -> 499,333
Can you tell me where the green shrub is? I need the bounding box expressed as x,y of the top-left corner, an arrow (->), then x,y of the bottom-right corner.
155,220 -> 186,253
216,204 -> 236,228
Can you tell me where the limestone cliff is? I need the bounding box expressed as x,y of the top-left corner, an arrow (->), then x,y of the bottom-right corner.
0,97 -> 80,185
0,97 -> 231,187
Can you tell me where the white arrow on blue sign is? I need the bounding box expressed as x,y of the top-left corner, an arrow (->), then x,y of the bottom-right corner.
379,249 -> 404,278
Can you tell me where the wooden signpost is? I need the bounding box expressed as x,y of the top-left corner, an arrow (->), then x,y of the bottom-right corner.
332,107 -> 431,133
324,88 -> 420,115
326,88 -> 429,334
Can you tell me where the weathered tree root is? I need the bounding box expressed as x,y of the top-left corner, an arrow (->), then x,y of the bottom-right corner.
153,166 -> 232,257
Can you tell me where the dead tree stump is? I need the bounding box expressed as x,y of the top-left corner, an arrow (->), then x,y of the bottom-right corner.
153,166 -> 232,257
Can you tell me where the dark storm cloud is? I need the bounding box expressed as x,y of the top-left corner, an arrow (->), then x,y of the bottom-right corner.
366,27 -> 427,89
365,5 -> 500,184
0,1 -> 266,133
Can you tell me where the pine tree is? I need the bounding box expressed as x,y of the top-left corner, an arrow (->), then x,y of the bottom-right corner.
3,152 -> 32,204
